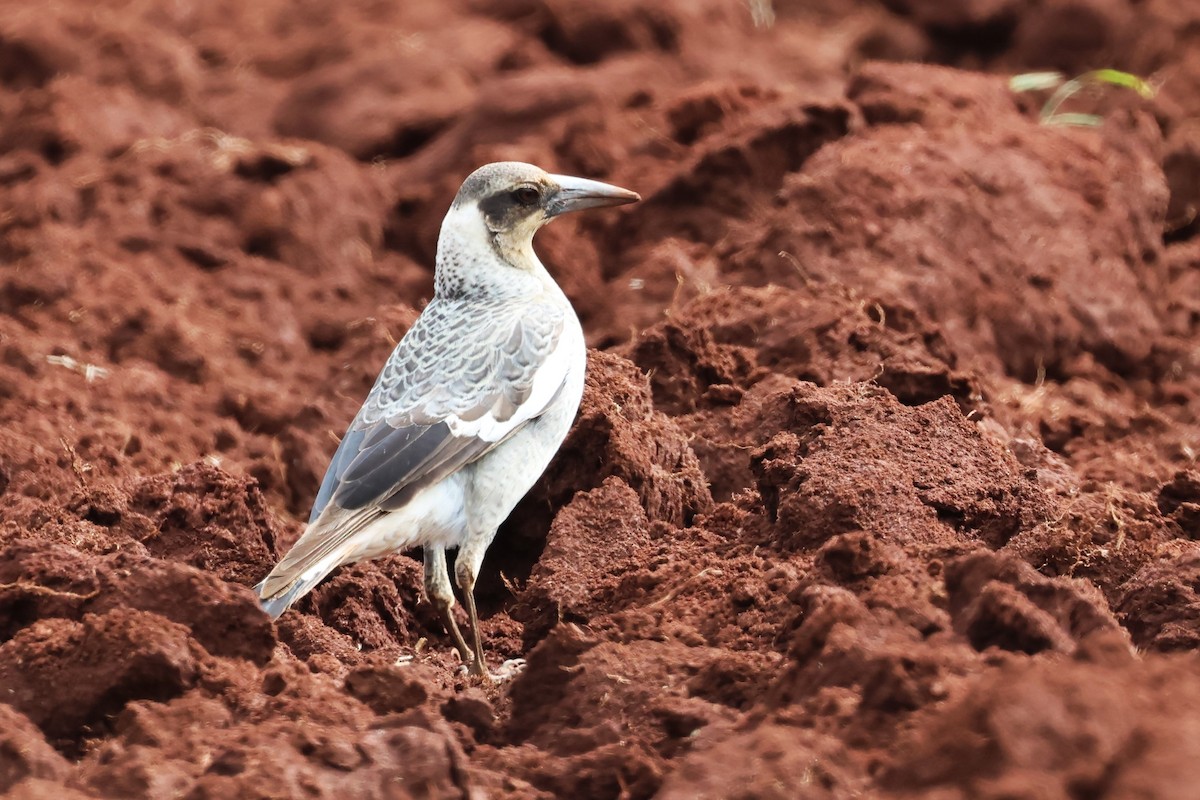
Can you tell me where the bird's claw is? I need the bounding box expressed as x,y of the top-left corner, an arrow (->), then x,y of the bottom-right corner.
457,656 -> 526,683
491,657 -> 526,682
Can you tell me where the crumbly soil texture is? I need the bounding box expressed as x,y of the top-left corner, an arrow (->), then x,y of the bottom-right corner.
3,0 -> 1200,798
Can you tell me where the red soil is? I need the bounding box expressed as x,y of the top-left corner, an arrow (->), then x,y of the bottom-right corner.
2,0 -> 1200,797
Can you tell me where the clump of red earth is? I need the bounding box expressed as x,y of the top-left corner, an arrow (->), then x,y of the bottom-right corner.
2,0 -> 1200,797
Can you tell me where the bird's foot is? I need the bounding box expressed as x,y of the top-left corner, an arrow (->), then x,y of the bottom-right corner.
453,644 -> 475,667
458,656 -> 526,683
490,657 -> 526,682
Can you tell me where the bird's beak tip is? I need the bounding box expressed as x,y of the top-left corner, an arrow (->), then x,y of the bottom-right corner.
546,174 -> 641,216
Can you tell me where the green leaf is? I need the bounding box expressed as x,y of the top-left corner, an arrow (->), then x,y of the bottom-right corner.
1043,112 -> 1104,127
1028,68 -> 1156,126
1087,69 -> 1155,98
1010,72 -> 1066,93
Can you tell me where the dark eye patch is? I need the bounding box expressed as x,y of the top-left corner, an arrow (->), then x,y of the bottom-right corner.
512,186 -> 540,206
480,185 -> 543,230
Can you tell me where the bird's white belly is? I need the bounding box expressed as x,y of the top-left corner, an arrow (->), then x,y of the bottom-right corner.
344,472 -> 471,563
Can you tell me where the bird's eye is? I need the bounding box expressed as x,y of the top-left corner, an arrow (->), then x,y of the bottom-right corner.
512,186 -> 540,206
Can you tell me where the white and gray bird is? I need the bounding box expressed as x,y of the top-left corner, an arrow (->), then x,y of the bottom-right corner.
254,162 -> 639,676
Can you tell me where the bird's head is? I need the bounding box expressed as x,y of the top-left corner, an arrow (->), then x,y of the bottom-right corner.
444,162 -> 640,271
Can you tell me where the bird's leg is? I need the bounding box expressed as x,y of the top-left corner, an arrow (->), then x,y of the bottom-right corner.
461,570 -> 488,678
423,546 -> 474,665
455,528 -> 527,681
454,540 -> 491,678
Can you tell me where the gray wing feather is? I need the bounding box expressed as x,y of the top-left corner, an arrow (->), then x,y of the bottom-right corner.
330,297 -> 565,512
308,427 -> 365,524
258,297 -> 565,601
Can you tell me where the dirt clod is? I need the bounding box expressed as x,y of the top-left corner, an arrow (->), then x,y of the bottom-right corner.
1,0 -> 1198,796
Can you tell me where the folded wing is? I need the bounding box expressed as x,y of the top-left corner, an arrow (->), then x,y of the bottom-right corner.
258,296 -> 568,600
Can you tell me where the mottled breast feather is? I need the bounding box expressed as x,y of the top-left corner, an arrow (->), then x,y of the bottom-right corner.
308,294 -> 567,523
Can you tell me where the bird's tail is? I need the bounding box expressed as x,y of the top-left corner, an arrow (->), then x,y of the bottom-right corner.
254,575 -> 323,620
254,540 -> 355,620
254,507 -> 380,620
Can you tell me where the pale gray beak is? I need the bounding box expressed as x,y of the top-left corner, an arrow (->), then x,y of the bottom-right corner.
546,174 -> 640,217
